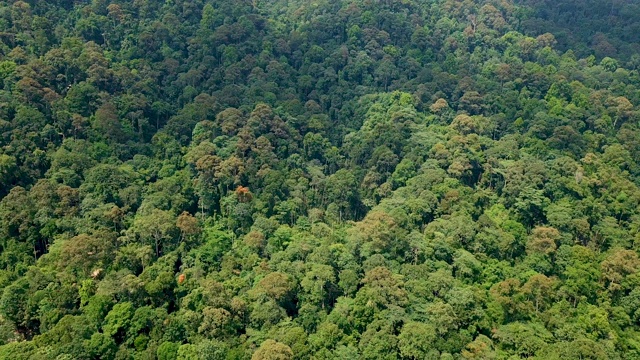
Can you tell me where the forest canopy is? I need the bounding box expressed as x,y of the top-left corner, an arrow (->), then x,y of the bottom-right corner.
0,0 -> 639,359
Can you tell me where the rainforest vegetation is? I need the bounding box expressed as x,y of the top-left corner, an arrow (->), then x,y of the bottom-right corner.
0,0 -> 640,359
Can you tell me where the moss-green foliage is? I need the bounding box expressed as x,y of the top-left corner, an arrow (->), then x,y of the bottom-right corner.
0,0 -> 640,359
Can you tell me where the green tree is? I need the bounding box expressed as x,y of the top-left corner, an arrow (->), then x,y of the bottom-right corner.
252,339 -> 293,360
129,209 -> 178,257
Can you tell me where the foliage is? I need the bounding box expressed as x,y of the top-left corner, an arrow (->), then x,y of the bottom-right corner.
0,0 -> 639,359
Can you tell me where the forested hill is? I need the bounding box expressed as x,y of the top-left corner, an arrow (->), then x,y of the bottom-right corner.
0,0 -> 640,359
517,0 -> 640,61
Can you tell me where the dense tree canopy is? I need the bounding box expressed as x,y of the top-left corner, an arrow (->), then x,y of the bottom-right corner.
0,0 -> 639,359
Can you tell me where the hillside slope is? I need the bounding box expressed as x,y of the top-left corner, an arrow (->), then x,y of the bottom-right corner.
0,0 -> 639,359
